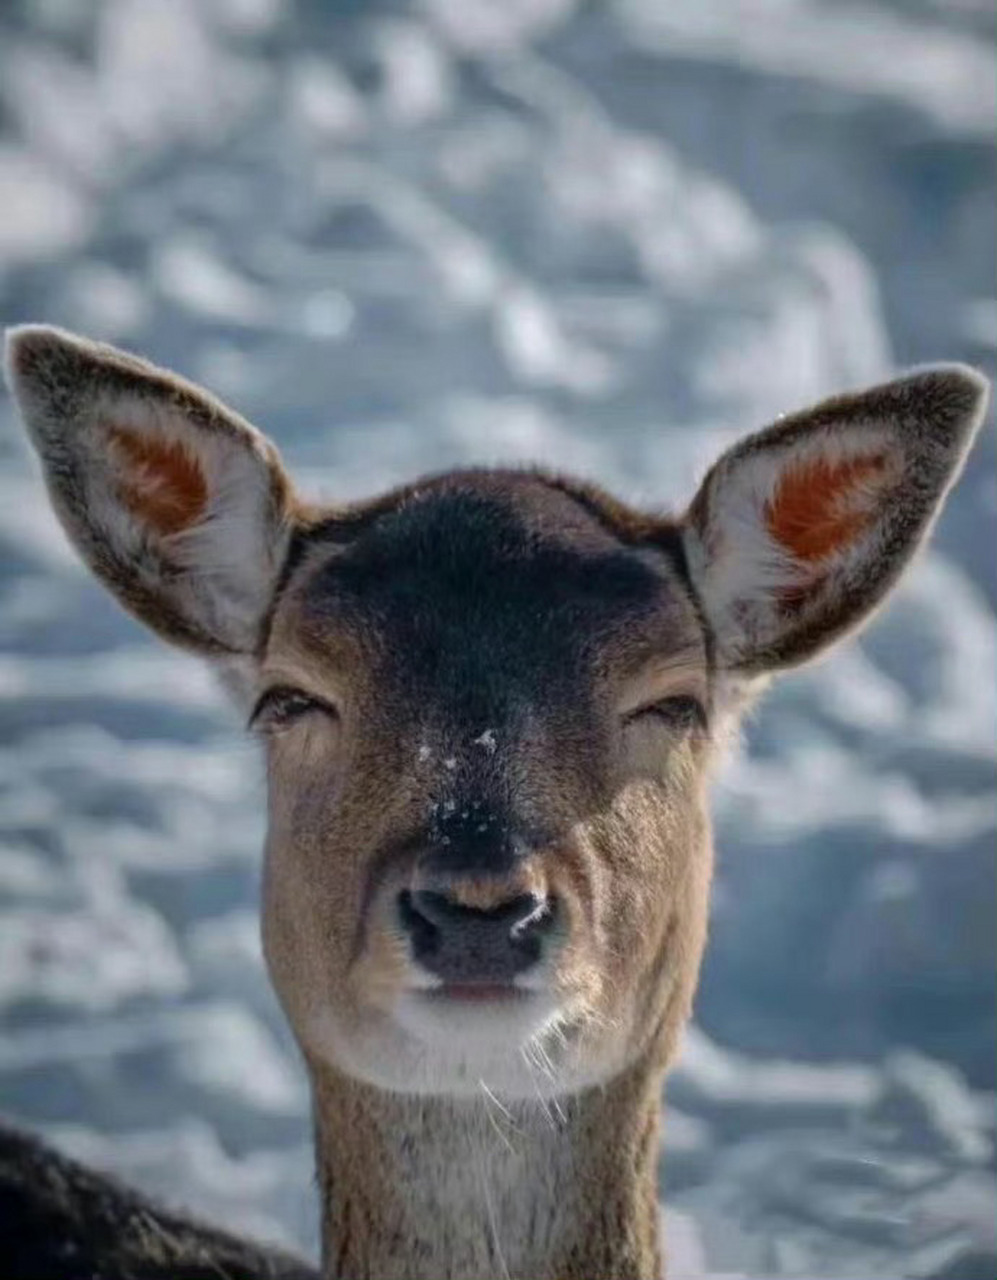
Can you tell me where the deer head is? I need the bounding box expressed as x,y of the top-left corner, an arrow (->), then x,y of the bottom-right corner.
6,326 -> 987,1110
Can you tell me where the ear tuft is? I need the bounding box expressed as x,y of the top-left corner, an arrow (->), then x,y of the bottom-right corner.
6,323 -> 85,388
5,325 -> 296,655
888,362 -> 989,428
6,324 -> 175,423
684,364 -> 989,673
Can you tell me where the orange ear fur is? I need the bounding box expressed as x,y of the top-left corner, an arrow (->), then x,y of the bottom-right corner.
107,425 -> 209,537
765,451 -> 891,563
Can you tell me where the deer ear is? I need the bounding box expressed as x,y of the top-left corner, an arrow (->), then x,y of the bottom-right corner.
5,325 -> 296,655
682,366 -> 989,673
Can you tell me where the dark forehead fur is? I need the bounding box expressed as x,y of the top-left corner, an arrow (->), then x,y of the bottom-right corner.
270,470 -> 705,720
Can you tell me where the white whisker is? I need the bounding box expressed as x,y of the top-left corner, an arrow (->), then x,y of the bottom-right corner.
478,1078 -> 518,1155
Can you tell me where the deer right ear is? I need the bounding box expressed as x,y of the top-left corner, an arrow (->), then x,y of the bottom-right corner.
682,366 -> 988,674
5,326 -> 297,656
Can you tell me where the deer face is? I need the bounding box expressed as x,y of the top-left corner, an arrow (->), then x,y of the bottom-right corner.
6,327 -> 987,1099
257,476 -> 714,1094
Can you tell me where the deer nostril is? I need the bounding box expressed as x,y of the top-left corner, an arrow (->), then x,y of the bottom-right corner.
397,889 -> 555,983
413,890 -> 543,930
397,889 -> 441,957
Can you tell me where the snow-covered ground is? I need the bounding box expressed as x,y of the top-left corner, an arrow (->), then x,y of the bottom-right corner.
0,1 -> 993,1276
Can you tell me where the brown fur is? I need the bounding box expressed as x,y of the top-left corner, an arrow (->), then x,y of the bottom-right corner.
3,327 -> 989,1279
0,1121 -> 316,1279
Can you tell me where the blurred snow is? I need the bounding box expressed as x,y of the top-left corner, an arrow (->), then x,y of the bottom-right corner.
617,0 -> 997,136
0,0 -> 993,1276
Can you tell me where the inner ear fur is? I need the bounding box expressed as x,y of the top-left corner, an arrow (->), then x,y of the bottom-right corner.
5,325 -> 297,655
682,365 -> 989,674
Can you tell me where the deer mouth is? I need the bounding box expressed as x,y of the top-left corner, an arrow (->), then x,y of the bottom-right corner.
424,982 -> 533,1003
395,977 -> 562,1044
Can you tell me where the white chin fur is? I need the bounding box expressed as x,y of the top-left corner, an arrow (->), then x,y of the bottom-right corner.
304,996 -> 612,1099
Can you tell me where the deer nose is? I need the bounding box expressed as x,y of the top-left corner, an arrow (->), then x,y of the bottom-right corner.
397,888 -> 555,985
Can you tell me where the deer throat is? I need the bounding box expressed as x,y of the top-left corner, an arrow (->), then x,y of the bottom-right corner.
309,1054 -> 665,1280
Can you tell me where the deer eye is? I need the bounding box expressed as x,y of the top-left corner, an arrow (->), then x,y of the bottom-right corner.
624,695 -> 707,733
249,686 -> 338,733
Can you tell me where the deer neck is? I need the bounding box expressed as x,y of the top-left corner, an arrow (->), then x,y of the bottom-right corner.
309,1054 -> 664,1280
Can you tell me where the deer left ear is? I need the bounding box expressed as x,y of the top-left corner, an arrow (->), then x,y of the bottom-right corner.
682,366 -> 989,673
5,325 -> 297,656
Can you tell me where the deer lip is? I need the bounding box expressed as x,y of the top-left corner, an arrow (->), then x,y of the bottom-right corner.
425,982 -> 530,1003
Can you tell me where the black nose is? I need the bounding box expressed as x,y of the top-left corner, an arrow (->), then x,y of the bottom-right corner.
398,889 -> 555,985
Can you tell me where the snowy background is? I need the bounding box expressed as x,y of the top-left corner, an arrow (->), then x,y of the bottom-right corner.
0,1 -> 994,1276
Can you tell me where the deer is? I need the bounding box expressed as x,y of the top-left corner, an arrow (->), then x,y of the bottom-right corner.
0,324 -> 988,1280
